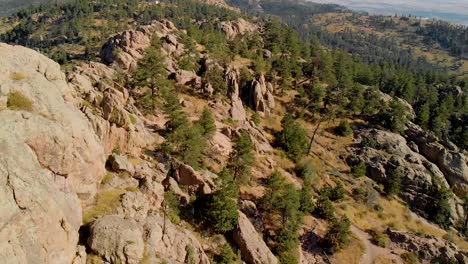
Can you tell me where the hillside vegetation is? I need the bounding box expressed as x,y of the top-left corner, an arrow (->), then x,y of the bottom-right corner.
0,0 -> 467,264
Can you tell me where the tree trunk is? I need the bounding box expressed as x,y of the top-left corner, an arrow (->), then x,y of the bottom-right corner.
308,121 -> 321,155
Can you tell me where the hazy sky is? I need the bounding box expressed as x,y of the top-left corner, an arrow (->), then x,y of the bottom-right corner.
311,0 -> 468,25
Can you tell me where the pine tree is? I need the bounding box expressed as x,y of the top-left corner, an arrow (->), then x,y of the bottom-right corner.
203,169 -> 239,233
197,107 -> 216,138
228,131 -> 255,184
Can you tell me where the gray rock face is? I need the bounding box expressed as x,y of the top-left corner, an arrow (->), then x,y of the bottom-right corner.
0,43 -> 106,263
227,67 -> 247,121
247,74 -> 275,116
406,124 -> 468,197
387,229 -> 468,263
88,215 -> 144,264
348,128 -> 464,222
233,212 -> 278,264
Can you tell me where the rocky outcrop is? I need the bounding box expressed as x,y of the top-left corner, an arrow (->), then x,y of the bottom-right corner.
227,67 -> 247,121
233,212 -> 278,264
348,128 -> 464,222
108,154 -> 136,176
173,163 -> 214,195
101,20 -> 180,71
0,43 -> 106,262
68,62 -> 161,156
246,74 -> 275,116
88,215 -> 145,264
387,229 -> 468,263
220,18 -> 258,40
406,123 -> 468,197
144,213 -> 210,264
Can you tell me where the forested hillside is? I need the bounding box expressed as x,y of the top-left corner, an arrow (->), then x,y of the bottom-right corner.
0,0 -> 467,263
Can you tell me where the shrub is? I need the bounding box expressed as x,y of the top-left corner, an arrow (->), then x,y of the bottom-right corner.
351,162 -> 367,177
323,217 -> 351,253
164,191 -> 181,224
368,229 -> 389,247
275,114 -> 309,161
295,160 -> 315,180
7,91 -> 33,111
401,252 -> 420,264
335,120 -> 353,137
83,190 -> 125,224
319,184 -> 345,202
197,107 -> 216,138
385,168 -> 403,196
314,197 -> 335,220
216,244 -> 237,264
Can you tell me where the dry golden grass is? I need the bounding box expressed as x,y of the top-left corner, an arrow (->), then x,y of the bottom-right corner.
10,72 -> 28,81
338,197 -> 468,251
7,91 -> 33,111
331,234 -> 365,264
82,189 -> 126,225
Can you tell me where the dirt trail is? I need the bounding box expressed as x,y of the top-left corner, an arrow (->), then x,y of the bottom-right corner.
351,225 -> 402,264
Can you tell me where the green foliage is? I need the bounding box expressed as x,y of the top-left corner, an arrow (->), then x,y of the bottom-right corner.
299,175 -> 315,214
228,131 -> 255,184
427,183 -> 453,229
164,191 -> 181,224
385,168 -> 403,196
197,107 -> 216,138
295,161 -> 316,180
351,162 -> 367,177
314,196 -> 335,220
132,37 -> 166,90
185,245 -> 196,264
161,87 -> 206,168
335,120 -> 353,137
319,184 -> 345,202
7,91 -> 33,111
202,66 -> 227,95
203,169 -> 239,233
382,100 -> 408,134
323,217 -> 351,253
276,114 -> 309,161
401,252 -> 420,264
215,244 -> 237,264
262,171 -> 302,259
368,229 -> 389,247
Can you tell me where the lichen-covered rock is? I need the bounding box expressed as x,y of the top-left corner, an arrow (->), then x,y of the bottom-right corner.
233,212 -> 278,264
0,43 -> 106,263
88,215 -> 144,264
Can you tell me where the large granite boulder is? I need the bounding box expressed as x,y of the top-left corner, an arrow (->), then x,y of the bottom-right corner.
233,212 -> 278,264
0,43 -> 106,263
88,215 -> 144,264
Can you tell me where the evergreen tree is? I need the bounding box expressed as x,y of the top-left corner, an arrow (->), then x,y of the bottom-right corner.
323,217 -> 351,253
228,131 -> 255,184
197,107 -> 216,138
203,169 -> 239,233
276,114 -> 309,161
